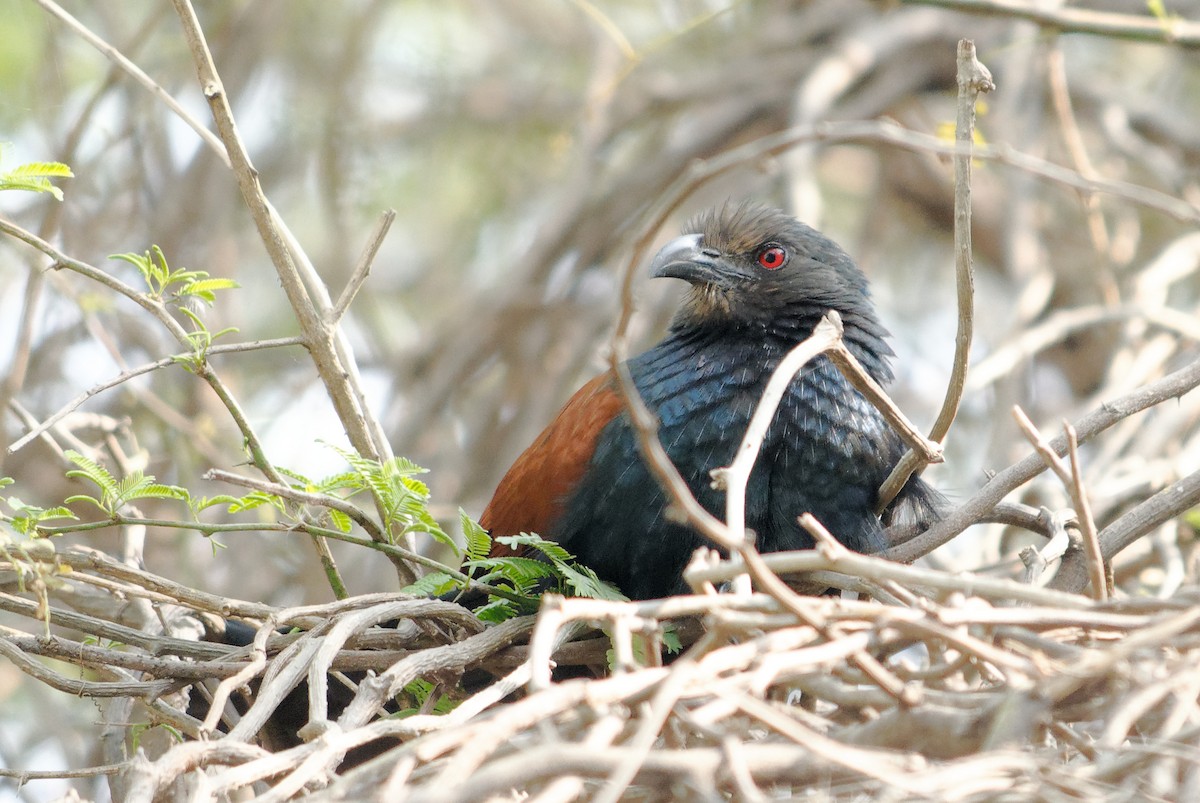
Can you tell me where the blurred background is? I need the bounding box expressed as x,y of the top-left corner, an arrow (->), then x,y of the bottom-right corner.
2,1 -> 1200,799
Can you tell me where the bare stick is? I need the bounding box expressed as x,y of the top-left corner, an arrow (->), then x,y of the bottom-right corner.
33,0 -> 228,160
1011,406 -> 1109,597
877,39 -> 992,511
904,0 -> 1200,47
1065,424 -> 1107,601
1011,406 -> 1073,486
825,342 -> 942,463
333,210 -> 395,325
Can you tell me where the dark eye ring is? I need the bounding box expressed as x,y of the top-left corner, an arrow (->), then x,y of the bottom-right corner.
756,245 -> 787,270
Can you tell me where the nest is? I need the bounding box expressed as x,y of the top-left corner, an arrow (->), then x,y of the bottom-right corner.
4,517 -> 1200,802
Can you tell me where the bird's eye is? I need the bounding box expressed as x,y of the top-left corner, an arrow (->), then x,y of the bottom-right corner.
756,245 -> 787,270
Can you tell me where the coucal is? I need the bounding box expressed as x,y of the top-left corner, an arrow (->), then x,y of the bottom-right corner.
481,202 -> 938,599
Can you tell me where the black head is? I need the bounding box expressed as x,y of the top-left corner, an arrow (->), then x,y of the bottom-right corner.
650,202 -> 894,377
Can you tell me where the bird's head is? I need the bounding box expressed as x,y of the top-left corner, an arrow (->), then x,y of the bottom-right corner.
650,202 -> 894,374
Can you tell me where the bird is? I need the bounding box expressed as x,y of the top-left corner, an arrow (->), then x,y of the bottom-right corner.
480,202 -> 939,600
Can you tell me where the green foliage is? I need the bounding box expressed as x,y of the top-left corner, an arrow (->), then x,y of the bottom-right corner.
2,478 -> 77,538
188,491 -> 284,520
110,246 -> 240,370
403,519 -> 627,623
392,678 -> 458,717
63,451 -> 187,517
461,509 -> 491,562
323,445 -> 455,551
0,145 -> 72,201
494,533 -> 627,601
3,496 -> 77,537
110,246 -> 239,305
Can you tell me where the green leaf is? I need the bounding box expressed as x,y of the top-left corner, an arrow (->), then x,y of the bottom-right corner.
6,160 -> 73,179
190,494 -> 242,512
472,599 -> 518,623
225,491 -> 283,514
321,445 -> 455,554
495,532 -> 574,564
464,556 -> 556,587
63,493 -> 108,513
5,499 -> 78,536
122,483 -> 189,504
553,560 -> 627,601
328,508 -> 353,533
176,277 -> 240,305
0,159 -> 73,201
460,509 -> 492,562
662,623 -> 682,654
63,450 -> 185,515
64,451 -> 119,499
400,571 -> 462,598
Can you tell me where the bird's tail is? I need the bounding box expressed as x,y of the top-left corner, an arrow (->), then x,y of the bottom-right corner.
881,473 -> 945,550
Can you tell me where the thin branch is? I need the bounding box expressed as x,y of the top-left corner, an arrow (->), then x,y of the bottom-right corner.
8,337 -> 303,455
877,39 -> 991,511
32,0 -> 229,161
687,535 -> 1092,610
1065,423 -> 1107,601
333,209 -> 395,325
712,315 -> 845,587
902,0 -> 1200,48
1011,405 -> 1073,486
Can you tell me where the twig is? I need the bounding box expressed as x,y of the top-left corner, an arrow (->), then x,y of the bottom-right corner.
825,341 -> 942,463
877,38 -> 991,511
687,540 -> 1092,610
32,0 -> 229,159
1011,406 -> 1072,486
936,39 -> 990,443
0,764 -> 123,781
8,337 -> 303,455
902,0 -> 1200,47
1047,468 -> 1200,595
1065,424 -> 1107,601
333,209 -> 396,325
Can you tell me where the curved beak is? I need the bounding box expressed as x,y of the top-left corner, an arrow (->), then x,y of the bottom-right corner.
650,233 -> 726,284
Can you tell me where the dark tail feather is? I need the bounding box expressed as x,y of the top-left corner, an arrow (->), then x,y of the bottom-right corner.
881,473 -> 945,551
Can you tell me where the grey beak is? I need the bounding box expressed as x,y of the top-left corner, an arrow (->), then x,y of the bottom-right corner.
650,233 -> 725,284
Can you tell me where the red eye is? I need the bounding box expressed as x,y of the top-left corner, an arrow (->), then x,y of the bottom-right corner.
756,246 -> 786,270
